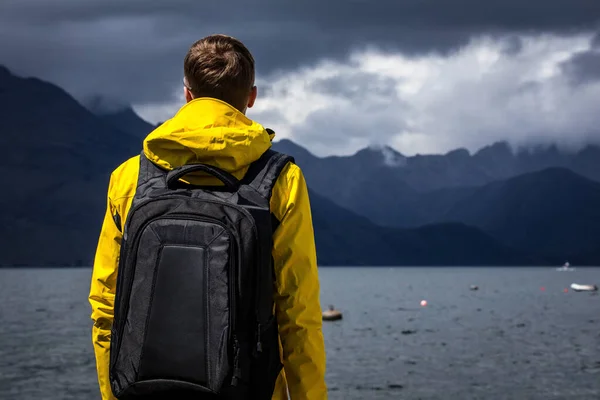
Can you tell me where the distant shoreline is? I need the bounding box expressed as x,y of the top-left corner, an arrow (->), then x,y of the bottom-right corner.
1,265 -> 598,269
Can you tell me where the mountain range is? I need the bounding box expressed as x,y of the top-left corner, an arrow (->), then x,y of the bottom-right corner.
272,141 -> 600,265
2,65 -> 599,266
272,139 -> 600,227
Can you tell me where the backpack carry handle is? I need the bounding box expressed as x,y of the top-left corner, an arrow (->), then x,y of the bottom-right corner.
166,163 -> 240,190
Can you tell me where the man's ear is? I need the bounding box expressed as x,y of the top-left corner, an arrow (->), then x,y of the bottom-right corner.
247,86 -> 257,108
184,86 -> 194,103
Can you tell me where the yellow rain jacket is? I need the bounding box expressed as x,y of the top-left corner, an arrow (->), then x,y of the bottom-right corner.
89,98 -> 327,400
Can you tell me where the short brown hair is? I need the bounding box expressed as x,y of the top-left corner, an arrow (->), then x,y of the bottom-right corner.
183,34 -> 255,111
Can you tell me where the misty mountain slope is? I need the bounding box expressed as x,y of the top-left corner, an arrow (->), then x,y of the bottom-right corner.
98,107 -> 156,138
444,167 -> 600,262
399,148 -> 491,190
0,67 -> 140,173
272,140 -> 486,227
272,141 -> 426,226
0,66 -> 141,266
271,139 -> 318,167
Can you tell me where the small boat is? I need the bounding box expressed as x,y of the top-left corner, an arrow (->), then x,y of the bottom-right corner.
470,285 -> 479,291
570,283 -> 598,292
322,305 -> 342,321
556,262 -> 575,271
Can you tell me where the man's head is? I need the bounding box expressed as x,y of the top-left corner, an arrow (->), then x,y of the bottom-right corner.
183,34 -> 257,113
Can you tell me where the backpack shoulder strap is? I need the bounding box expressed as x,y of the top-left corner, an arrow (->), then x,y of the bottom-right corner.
135,151 -> 169,199
243,148 -> 295,201
138,151 -> 167,183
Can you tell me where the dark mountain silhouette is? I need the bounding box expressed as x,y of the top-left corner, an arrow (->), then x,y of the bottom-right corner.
0,68 -> 141,172
272,140 -> 484,227
272,138 -> 600,228
271,140 -> 424,226
443,167 -> 600,264
0,67 -> 141,266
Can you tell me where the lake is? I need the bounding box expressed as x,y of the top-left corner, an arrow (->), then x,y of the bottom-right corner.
0,267 -> 599,399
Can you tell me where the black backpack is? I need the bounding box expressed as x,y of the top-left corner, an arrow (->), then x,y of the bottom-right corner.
109,148 -> 294,400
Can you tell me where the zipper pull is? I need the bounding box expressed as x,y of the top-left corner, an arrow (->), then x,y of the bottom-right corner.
256,324 -> 263,354
231,337 -> 241,387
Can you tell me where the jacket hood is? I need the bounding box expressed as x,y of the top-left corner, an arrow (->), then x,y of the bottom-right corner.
143,98 -> 274,180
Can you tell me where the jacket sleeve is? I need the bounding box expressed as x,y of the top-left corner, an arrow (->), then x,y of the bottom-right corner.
88,175 -> 121,400
272,163 -> 327,400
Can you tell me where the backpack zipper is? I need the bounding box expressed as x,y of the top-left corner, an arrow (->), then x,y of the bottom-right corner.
231,335 -> 241,386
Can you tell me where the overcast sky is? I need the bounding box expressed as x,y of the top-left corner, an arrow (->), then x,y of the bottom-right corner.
1,0 -> 600,156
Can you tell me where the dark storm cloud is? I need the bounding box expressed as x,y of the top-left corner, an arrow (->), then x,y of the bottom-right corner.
592,31 -> 600,48
309,72 -> 399,100
499,36 -> 524,56
294,106 -> 407,149
0,0 -> 599,106
562,49 -> 600,85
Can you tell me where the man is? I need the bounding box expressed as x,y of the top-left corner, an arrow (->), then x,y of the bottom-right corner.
89,34 -> 327,400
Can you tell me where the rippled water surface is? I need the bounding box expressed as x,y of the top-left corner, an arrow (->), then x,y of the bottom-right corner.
1,267 -> 599,399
